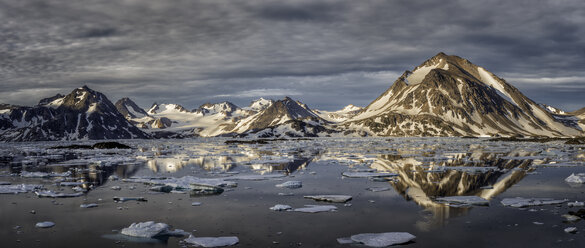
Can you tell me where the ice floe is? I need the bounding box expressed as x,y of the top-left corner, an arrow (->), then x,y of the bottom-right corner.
565,173 -> 585,184
269,204 -> 293,211
123,176 -> 237,193
21,171 -> 71,178
342,171 -> 397,178
366,187 -> 391,192
191,202 -> 202,206
0,184 -> 43,194
35,221 -> 55,228
564,227 -> 577,234
338,232 -> 416,247
275,181 -> 302,189
435,196 -> 489,206
562,214 -> 580,222
568,201 -> 585,207
501,197 -> 567,208
80,203 -> 98,208
35,191 -> 84,198
183,235 -> 239,247
114,197 -> 147,202
228,174 -> 286,181
293,205 -> 337,213
304,195 -> 353,203
121,221 -> 170,238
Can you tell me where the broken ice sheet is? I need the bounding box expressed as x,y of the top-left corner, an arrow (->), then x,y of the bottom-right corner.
0,184 -> 43,194
304,195 -> 352,203
565,173 -> 585,184
275,181 -> 302,189
21,171 -> 71,178
366,187 -> 391,192
293,205 -> 337,213
120,221 -> 184,238
183,235 -> 239,247
269,204 -> 292,211
501,197 -> 567,208
435,196 -> 489,206
35,191 -> 84,198
338,232 -> 416,247
342,171 -> 397,178
35,221 -> 55,228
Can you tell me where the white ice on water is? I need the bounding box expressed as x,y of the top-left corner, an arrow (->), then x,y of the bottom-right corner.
304,195 -> 353,203
120,221 -> 170,238
35,190 -> 84,198
183,235 -> 239,247
435,196 -> 489,206
275,181 -> 302,189
501,197 -> 567,208
568,201 -> 585,207
35,221 -> 55,228
21,171 -> 72,178
342,171 -> 397,178
0,184 -> 43,194
293,205 -> 337,213
565,173 -> 585,184
338,232 -> 416,247
269,204 -> 293,211
80,203 -> 98,208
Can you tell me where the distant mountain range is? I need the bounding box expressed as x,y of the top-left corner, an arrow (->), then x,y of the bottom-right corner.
1,53 -> 584,141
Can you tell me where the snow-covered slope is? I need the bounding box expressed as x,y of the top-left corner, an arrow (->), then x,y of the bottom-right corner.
314,104 -> 363,123
115,98 -> 149,119
0,86 -> 149,141
345,52 -> 583,137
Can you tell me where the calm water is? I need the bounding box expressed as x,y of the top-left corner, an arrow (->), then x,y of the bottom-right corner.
1,138 -> 585,247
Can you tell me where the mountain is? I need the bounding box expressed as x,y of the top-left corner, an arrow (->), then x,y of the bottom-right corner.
344,52 -> 582,137
115,98 -> 149,119
231,97 -> 334,137
243,98 -> 274,112
314,104 -> 363,123
0,86 -> 149,141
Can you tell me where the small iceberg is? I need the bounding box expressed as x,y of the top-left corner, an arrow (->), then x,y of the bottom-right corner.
338,232 -> 416,247
0,184 -> 43,194
565,173 -> 585,184
564,227 -> 577,234
304,195 -> 352,203
501,197 -> 567,208
80,203 -> 98,208
269,204 -> 293,211
35,221 -> 55,228
120,221 -> 170,238
293,205 -> 337,213
435,196 -> 489,206
35,191 -> 84,198
342,171 -> 397,178
183,235 -> 239,247
275,181 -> 302,189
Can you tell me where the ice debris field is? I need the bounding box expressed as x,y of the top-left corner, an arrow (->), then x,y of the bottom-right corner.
1,137 -> 585,247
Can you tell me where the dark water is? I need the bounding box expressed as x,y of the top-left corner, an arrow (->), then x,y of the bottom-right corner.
1,138 -> 585,247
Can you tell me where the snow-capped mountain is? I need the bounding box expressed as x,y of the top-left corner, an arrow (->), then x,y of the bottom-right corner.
115,98 -> 149,119
314,104 -> 363,123
344,52 -> 582,137
231,97 -> 331,137
243,98 -> 274,112
0,86 -> 149,141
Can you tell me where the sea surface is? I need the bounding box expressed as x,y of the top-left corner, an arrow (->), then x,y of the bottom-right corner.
1,137 -> 585,247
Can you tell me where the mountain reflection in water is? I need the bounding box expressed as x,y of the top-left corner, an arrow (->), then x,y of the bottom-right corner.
373,152 -> 534,231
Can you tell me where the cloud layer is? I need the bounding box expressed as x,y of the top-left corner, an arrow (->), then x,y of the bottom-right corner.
1,0 -> 584,110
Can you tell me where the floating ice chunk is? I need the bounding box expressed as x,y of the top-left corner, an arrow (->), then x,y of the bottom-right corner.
111,186 -> 122,190
229,174 -> 286,181
114,197 -> 147,202
269,204 -> 292,211
191,202 -> 202,206
121,221 -> 170,238
564,227 -> 577,234
35,191 -> 84,198
59,182 -> 87,186
190,184 -> 224,195
501,197 -> 567,208
342,172 -> 397,178
435,196 -> 489,206
275,181 -> 302,189
293,205 -> 337,213
123,176 -> 237,192
568,201 -> 585,207
108,175 -> 119,181
304,195 -> 352,203
565,173 -> 585,184
80,203 -> 98,208
0,184 -> 43,194
562,214 -> 581,222
21,171 -> 71,178
183,235 -> 239,247
278,192 -> 295,196
366,187 -> 391,192
339,232 -> 416,247
35,221 -> 55,228
533,222 -> 544,225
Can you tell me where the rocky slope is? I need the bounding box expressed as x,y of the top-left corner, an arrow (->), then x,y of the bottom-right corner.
343,53 -> 583,137
0,86 -> 149,141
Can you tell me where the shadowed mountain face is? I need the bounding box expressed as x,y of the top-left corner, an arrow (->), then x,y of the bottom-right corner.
0,86 -> 149,141
345,53 -> 582,137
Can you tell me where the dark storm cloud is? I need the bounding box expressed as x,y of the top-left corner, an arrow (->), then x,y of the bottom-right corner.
0,0 -> 584,111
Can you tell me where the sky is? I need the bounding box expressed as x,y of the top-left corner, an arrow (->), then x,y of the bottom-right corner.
1,0 -> 584,111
